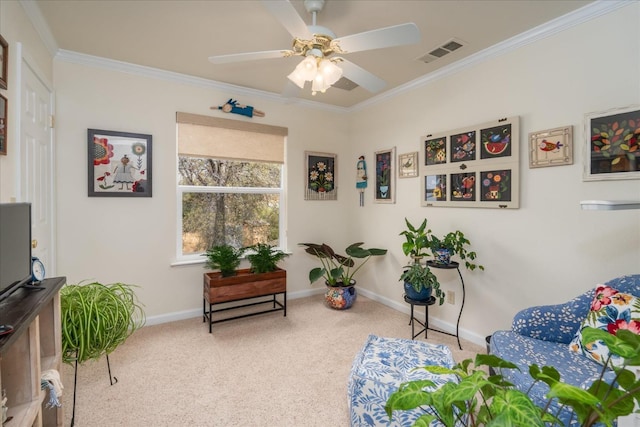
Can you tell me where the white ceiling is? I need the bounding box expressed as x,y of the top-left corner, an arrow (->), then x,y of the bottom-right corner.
34,0 -> 594,108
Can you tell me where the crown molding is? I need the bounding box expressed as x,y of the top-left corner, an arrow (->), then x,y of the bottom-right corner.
19,0 -> 59,56
54,49 -> 348,113
352,0 -> 632,112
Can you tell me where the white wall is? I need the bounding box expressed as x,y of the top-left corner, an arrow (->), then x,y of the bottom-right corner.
348,2 -> 640,343
53,60 -> 351,320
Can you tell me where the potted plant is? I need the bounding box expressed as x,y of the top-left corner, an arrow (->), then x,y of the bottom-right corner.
385,327 -> 640,427
399,218 -> 433,262
202,243 -> 287,327
428,230 -> 483,271
61,281 -> 145,423
203,244 -> 245,277
299,242 -> 387,309
61,281 -> 145,365
399,262 -> 444,304
245,242 -> 289,273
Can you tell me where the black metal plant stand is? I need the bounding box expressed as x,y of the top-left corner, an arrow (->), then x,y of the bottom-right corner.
70,351 -> 118,427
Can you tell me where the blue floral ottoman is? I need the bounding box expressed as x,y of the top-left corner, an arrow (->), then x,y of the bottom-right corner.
347,334 -> 457,426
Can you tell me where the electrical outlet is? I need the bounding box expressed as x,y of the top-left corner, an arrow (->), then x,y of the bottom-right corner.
447,291 -> 455,305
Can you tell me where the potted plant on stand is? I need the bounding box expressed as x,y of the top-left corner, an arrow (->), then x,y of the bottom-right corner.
203,244 -> 245,277
202,243 -> 287,332
399,263 -> 444,304
399,218 -> 443,304
428,230 -> 484,271
299,242 -> 387,309
245,242 -> 289,274
399,218 -> 433,263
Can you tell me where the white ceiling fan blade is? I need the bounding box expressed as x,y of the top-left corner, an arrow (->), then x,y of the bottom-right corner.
338,59 -> 386,93
334,23 -> 420,53
262,0 -> 313,39
209,50 -> 287,64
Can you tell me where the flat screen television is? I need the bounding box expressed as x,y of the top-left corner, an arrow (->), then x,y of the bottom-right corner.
0,203 -> 33,301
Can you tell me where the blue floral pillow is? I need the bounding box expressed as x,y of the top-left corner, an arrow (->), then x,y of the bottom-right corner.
570,285 -> 640,367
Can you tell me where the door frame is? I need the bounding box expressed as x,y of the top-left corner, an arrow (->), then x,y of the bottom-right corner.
15,42 -> 57,277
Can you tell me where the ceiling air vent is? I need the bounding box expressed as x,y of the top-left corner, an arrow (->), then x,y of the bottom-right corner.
332,77 -> 359,91
417,38 -> 466,64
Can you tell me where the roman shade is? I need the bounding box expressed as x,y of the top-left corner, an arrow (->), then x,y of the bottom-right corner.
176,112 -> 286,163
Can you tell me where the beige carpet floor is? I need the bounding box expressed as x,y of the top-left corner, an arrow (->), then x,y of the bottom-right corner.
60,294 -> 484,426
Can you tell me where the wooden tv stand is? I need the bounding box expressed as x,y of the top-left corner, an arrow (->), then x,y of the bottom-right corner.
0,277 -> 65,427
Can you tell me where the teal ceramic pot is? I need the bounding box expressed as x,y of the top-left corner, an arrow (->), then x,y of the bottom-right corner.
325,281 -> 356,309
403,281 -> 432,301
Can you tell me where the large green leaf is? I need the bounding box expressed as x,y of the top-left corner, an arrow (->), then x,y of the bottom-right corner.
309,267 -> 326,284
385,380 -> 435,417
487,389 -> 545,427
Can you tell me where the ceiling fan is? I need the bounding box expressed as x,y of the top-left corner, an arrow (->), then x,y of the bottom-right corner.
208,0 -> 420,95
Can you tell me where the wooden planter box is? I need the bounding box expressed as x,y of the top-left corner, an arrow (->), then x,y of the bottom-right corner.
202,268 -> 287,332
203,268 -> 286,304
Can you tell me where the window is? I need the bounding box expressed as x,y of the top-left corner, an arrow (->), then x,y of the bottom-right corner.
176,113 -> 287,262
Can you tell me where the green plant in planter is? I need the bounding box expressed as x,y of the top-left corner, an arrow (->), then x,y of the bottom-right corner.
428,230 -> 484,271
385,327 -> 640,427
61,282 -> 145,365
244,243 -> 289,273
203,244 -> 245,277
399,262 -> 444,305
399,218 -> 433,261
299,242 -> 388,286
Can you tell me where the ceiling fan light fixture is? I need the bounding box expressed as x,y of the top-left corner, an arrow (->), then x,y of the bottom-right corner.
318,59 -> 343,86
287,68 -> 307,89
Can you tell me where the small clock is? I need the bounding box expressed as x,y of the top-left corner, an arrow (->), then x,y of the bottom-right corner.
31,257 -> 45,282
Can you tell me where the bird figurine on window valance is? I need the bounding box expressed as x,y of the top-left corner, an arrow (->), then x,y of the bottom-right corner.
212,99 -> 265,118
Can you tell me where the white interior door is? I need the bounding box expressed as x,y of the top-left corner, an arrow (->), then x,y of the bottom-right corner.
20,50 -> 55,278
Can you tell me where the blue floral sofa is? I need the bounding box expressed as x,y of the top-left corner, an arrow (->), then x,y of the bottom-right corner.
490,274 -> 640,426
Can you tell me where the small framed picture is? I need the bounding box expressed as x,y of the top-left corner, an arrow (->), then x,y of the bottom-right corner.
88,129 -> 152,197
0,94 -> 6,155
529,125 -> 573,168
0,34 -> 7,90
305,151 -> 337,200
374,147 -> 396,203
398,151 -> 418,178
584,105 -> 640,181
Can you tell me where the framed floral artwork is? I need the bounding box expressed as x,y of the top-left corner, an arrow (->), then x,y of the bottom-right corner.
88,129 -> 152,197
583,105 -> 640,181
305,151 -> 337,200
398,151 -> 418,178
529,125 -> 573,168
374,147 -> 395,203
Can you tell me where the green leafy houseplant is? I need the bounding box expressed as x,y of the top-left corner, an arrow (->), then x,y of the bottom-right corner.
244,243 -> 289,274
429,230 -> 484,271
203,244 -> 245,277
399,262 -> 444,305
385,327 -> 640,427
61,282 -> 145,365
299,242 -> 388,286
400,218 -> 432,260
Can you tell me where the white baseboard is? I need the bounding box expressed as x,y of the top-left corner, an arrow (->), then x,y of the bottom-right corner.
146,287 -> 487,347
145,287 -> 324,326
357,288 -> 488,348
